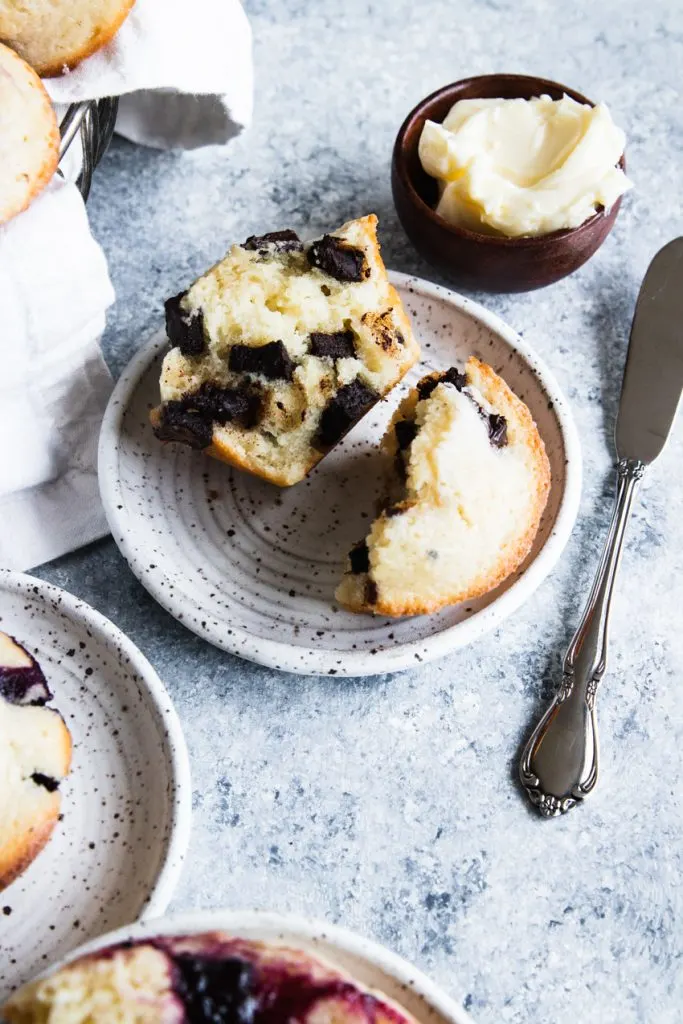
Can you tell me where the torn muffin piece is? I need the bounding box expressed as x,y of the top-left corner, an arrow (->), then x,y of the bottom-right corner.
151,215 -> 420,487
336,357 -> 551,617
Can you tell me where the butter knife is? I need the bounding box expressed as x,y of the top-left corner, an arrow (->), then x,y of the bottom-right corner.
520,238 -> 683,816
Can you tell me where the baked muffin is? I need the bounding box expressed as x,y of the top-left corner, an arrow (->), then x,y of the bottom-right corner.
0,42 -> 59,227
0,0 -> 136,77
3,931 -> 421,1024
336,357 -> 551,616
0,632 -> 72,892
151,215 -> 420,487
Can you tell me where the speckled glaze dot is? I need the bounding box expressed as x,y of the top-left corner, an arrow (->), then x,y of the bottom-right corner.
98,274 -> 581,677
0,571 -> 192,1001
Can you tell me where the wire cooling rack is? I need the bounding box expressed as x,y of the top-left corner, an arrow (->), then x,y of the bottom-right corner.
58,98 -> 119,200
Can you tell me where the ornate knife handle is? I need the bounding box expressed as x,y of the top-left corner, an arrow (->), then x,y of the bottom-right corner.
520,457 -> 645,816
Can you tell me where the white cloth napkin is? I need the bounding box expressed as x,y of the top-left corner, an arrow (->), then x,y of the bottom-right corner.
46,0 -> 253,150
0,178 -> 115,571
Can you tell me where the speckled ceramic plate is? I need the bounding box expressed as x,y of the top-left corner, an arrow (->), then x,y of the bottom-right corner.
0,571 -> 192,1001
99,272 -> 581,676
11,909 -> 473,1024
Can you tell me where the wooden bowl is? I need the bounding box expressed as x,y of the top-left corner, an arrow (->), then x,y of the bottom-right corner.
391,74 -> 625,292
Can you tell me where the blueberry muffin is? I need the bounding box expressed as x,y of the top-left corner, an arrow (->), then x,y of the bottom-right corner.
151,215 -> 420,487
3,931 -> 421,1024
336,357 -> 551,616
0,632 -> 72,892
0,0 -> 136,77
0,42 -> 59,226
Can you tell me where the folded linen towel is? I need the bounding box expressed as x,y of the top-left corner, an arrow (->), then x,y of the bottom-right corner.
0,177 -> 115,571
46,0 -> 253,150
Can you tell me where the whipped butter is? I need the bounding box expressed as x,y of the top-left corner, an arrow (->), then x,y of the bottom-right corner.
418,94 -> 632,237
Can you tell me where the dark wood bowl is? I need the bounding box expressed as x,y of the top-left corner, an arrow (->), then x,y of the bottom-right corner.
391,74 -> 625,292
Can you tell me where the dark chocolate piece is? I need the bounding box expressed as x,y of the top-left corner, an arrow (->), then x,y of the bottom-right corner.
471,405 -> 508,448
242,229 -> 303,253
154,405 -> 214,450
394,419 -> 418,451
309,330 -> 356,360
349,542 -> 370,575
307,235 -> 367,283
172,954 -> 256,1024
154,382 -> 263,449
193,383 -> 262,428
165,293 -> 206,357
364,580 -> 379,605
487,413 -> 508,448
417,367 -> 467,401
31,772 -> 60,792
229,341 -> 295,381
315,379 -> 378,449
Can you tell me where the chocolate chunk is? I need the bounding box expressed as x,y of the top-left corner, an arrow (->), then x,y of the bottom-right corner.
31,772 -> 59,792
394,419 -> 418,451
487,413 -> 508,448
242,229 -> 303,253
417,367 -> 467,401
192,382 -> 263,427
349,542 -> 370,574
309,330 -> 356,360
165,293 -> 206,357
172,953 -> 256,1024
315,379 -> 378,449
364,580 -> 379,605
229,341 -> 295,381
154,404 -> 214,450
307,235 -> 367,282
154,382 -> 262,449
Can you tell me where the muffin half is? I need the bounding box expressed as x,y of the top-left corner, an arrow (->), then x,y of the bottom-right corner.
336,357 -> 551,616
151,215 -> 420,486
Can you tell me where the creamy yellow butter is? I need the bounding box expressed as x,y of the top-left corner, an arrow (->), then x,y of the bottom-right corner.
418,94 -> 632,237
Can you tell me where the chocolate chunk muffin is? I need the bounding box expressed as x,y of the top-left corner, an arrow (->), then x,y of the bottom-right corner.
0,632 -> 72,892
3,931 -> 421,1024
151,215 -> 420,487
336,357 -> 551,616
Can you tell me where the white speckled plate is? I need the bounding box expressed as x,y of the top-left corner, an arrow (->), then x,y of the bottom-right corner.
0,571 -> 192,1001
12,909 -> 473,1024
99,272 -> 581,676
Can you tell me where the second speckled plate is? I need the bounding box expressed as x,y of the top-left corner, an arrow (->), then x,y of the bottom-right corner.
99,273 -> 581,676
0,571 -> 192,1001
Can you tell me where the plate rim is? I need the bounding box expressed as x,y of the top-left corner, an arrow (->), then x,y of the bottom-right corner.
16,908 -> 474,1024
0,569 -> 193,926
98,271 -> 582,677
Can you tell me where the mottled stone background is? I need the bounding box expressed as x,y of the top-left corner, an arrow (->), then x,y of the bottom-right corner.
38,2 -> 683,1021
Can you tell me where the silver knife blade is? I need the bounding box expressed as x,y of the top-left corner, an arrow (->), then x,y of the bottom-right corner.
616,238 -> 683,463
